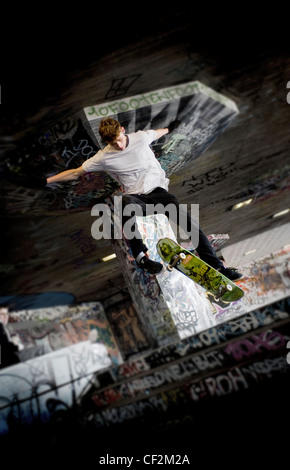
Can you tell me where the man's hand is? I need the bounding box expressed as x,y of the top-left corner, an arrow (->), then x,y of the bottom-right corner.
21,175 -> 48,189
167,119 -> 181,134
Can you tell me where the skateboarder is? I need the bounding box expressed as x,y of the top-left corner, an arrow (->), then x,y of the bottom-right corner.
46,117 -> 243,280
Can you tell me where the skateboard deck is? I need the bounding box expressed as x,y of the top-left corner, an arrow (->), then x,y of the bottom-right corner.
156,238 -> 244,303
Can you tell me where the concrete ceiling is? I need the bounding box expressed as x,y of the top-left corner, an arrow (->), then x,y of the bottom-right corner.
1,9 -> 290,305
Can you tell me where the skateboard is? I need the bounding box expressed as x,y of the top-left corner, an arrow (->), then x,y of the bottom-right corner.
156,238 -> 244,303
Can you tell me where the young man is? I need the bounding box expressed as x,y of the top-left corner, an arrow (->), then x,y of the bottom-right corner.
47,117 -> 243,280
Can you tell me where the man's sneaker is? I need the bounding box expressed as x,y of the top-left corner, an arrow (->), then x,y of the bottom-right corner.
218,266 -> 244,281
138,256 -> 163,274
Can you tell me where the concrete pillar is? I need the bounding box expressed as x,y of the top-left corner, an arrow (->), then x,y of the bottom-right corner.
110,211 -> 217,347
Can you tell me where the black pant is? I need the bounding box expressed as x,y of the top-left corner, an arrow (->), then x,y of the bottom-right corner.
121,188 -> 223,269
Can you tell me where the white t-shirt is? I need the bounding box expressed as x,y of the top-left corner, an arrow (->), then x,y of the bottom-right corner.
82,130 -> 169,194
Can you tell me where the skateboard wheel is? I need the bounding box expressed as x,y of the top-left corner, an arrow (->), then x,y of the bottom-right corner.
167,265 -> 173,271
226,284 -> 233,291
179,252 -> 186,260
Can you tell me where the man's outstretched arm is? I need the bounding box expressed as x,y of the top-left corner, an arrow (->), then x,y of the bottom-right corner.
46,166 -> 86,184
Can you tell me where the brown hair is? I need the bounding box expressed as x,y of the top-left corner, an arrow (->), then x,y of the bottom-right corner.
99,117 -> 122,143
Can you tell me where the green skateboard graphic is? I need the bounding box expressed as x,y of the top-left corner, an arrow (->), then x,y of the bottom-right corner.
157,238 -> 244,303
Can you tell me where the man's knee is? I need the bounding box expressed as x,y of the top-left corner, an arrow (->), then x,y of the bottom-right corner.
122,195 -> 146,220
122,194 -> 138,207
163,192 -> 179,207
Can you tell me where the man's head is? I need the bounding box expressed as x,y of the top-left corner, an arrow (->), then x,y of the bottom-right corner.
99,117 -> 127,150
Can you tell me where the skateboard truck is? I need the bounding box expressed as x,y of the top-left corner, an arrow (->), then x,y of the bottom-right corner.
213,283 -> 233,302
167,252 -> 186,271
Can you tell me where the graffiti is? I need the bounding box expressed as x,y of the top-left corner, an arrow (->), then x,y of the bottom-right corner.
101,393 -> 167,425
3,185 -> 57,214
168,52 -> 210,79
157,152 -> 180,174
67,228 -> 97,255
90,349 -> 224,406
133,270 -> 161,301
227,166 -> 290,208
39,117 -> 97,158
171,299 -> 198,332
40,118 -> 77,143
85,81 -> 238,120
105,74 -> 142,99
210,247 -> 290,324
118,359 -> 150,379
88,322 -> 290,409
94,350 -> 290,427
59,139 -> 96,168
1,116 -> 108,215
191,354 -> 289,402
190,367 -> 249,400
247,167 -> 290,203
85,83 -> 200,118
0,337 -> 112,434
106,302 -> 151,359
182,162 -> 235,195
182,161 -> 290,207
62,176 -> 118,211
237,249 -> 290,303
224,329 -> 286,361
88,298 -> 290,390
4,302 -> 122,365
161,134 -> 189,154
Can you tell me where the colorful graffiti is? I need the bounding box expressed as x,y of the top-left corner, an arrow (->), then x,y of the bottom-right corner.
1,294 -> 289,437
83,297 -> 290,393
80,298 -> 290,429
3,302 -> 122,365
